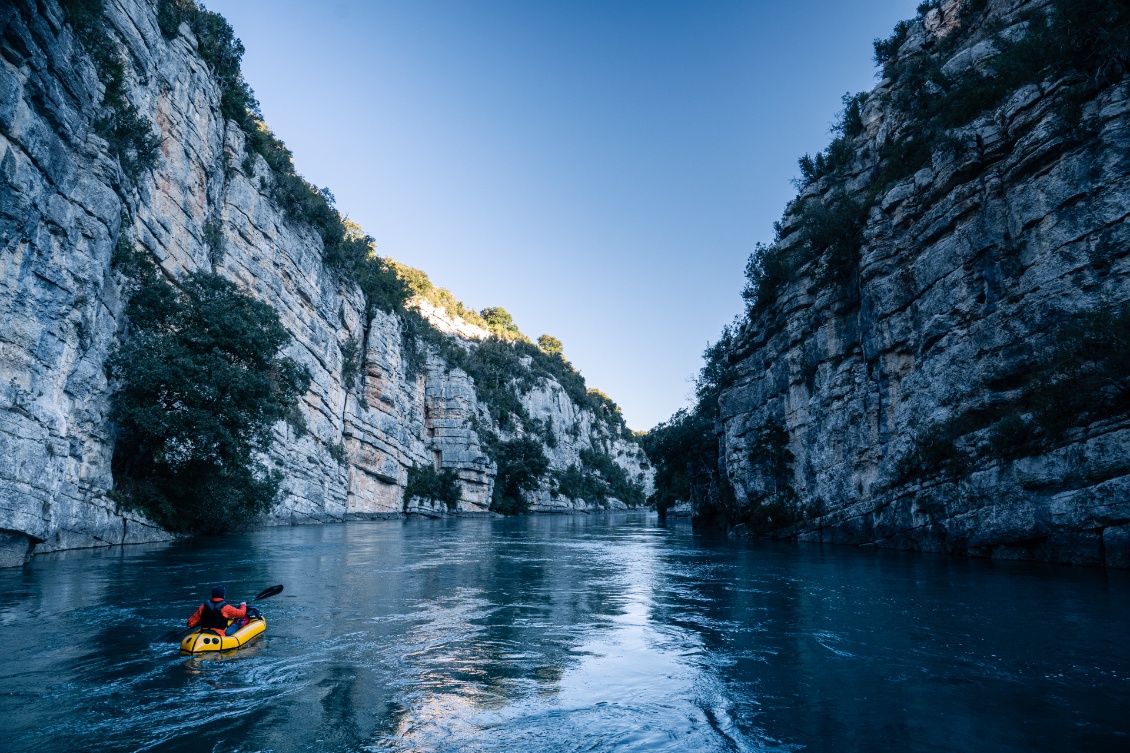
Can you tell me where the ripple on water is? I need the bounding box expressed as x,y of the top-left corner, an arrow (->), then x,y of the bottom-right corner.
1,514 -> 1128,752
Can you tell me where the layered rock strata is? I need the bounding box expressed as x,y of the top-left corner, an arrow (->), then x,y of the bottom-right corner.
0,0 -> 650,564
718,0 -> 1130,567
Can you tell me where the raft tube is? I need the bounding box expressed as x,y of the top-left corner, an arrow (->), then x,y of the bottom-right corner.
179,617 -> 266,654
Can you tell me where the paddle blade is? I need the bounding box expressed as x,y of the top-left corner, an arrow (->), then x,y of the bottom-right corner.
253,584 -> 284,601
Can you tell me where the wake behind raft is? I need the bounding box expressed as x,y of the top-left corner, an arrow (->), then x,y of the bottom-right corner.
167,584 -> 283,654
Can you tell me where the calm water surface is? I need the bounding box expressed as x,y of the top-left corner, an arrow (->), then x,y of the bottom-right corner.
0,513 -> 1127,752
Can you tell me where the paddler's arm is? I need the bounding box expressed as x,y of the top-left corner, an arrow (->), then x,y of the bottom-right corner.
221,602 -> 248,619
187,604 -> 203,627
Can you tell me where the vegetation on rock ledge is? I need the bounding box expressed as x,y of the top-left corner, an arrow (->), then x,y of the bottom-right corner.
651,0 -> 1130,533
108,249 -> 310,534
80,0 -> 644,525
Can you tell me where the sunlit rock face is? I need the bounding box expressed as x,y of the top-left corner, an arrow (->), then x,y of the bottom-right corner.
0,0 -> 652,562
718,0 -> 1130,566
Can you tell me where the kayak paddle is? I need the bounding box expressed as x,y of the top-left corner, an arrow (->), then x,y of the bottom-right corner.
153,584 -> 284,643
252,584 -> 284,601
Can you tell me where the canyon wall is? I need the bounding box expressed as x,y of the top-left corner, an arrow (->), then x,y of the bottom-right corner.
718,0 -> 1130,566
0,0 -> 649,566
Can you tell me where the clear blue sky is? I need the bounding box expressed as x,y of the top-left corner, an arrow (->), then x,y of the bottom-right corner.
205,0 -> 919,430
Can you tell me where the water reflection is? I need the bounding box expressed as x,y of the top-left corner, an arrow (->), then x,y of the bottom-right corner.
0,514 -> 1127,752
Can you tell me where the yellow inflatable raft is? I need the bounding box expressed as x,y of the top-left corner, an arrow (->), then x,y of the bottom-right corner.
179,616 -> 266,654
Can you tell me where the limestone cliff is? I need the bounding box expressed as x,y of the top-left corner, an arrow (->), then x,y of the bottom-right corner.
0,0 -> 651,566
713,0 -> 1130,566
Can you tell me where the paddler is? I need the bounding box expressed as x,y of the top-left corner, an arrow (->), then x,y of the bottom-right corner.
187,585 -> 248,635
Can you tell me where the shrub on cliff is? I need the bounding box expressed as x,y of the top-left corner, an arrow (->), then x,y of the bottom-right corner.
579,447 -> 646,506
157,0 -> 257,123
404,465 -> 461,511
486,435 -> 550,515
481,307 -> 525,341
61,0 -> 160,182
537,334 -> 564,358
641,407 -> 730,525
108,257 -> 310,533
897,303 -> 1130,479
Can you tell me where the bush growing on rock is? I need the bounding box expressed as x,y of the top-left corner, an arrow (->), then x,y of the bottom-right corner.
486,436 -> 550,515
537,334 -> 564,358
404,465 -> 461,511
61,0 -> 160,182
745,0 -> 1130,322
108,257 -> 310,533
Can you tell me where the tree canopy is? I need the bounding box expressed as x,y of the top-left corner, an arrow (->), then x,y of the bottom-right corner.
109,258 -> 310,533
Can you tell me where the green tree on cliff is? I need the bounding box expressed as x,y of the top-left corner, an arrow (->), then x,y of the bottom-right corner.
537,334 -> 564,358
109,256 -> 310,533
481,307 -> 523,340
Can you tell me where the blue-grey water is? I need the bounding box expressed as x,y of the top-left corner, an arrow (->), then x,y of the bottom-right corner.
0,513 -> 1127,752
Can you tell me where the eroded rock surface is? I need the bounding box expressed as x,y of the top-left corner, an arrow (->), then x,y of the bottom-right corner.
0,0 -> 651,564
718,0 -> 1130,566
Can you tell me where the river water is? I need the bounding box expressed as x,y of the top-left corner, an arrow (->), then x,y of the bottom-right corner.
0,513 -> 1127,752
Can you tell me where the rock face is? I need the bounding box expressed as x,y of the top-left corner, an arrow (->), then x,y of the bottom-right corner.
0,0 -> 650,563
718,0 -> 1130,567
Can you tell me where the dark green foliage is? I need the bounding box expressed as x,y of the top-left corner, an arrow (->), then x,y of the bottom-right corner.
404,465 -> 460,511
795,192 -> 866,286
340,336 -> 361,387
743,242 -> 799,315
539,417 -> 558,449
736,419 -> 800,534
578,447 -> 646,507
873,20 -> 911,67
895,422 -> 971,483
157,1 -> 259,123
1023,303 -> 1130,437
552,464 -> 601,502
1044,0 -> 1130,84
797,93 -> 866,186
695,327 -> 737,406
94,98 -> 161,182
203,217 -> 223,262
108,256 -> 311,533
985,413 -> 1038,460
326,441 -> 347,465
642,328 -> 738,523
741,192 -> 865,316
747,420 -> 795,494
896,303 -> 1130,482
466,338 -> 531,429
873,135 -> 934,188
60,0 -> 105,28
62,0 -> 159,182
485,434 -> 550,515
641,407 -> 732,526
554,447 -> 646,507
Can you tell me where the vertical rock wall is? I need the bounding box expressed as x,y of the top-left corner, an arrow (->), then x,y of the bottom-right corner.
718,0 -> 1130,566
0,0 -> 651,563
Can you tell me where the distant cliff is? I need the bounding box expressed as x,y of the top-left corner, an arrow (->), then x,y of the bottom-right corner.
648,0 -> 1130,567
0,0 -> 651,566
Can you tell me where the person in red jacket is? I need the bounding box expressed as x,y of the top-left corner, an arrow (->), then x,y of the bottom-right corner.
187,585 -> 248,635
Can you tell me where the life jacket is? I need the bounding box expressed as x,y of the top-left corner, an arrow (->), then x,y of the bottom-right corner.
199,599 -> 230,630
